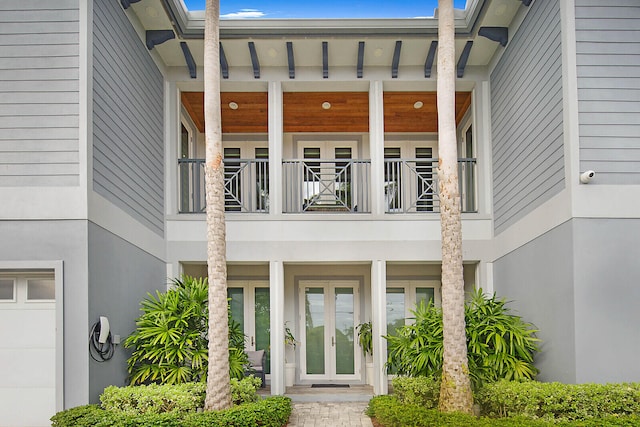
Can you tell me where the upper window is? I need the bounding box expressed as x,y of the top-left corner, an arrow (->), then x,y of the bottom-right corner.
0,279 -> 15,301
27,278 -> 55,301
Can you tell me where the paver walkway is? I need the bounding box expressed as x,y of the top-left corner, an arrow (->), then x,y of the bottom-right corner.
287,401 -> 373,427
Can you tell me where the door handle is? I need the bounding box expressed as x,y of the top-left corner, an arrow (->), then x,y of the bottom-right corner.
331,336 -> 335,347
251,336 -> 254,347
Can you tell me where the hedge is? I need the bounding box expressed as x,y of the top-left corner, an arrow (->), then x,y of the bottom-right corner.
51,396 -> 292,427
476,380 -> 640,422
367,395 -> 640,427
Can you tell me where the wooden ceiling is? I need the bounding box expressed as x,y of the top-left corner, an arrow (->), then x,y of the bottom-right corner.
181,91 -> 471,134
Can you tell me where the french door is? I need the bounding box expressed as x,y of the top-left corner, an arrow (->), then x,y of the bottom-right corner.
298,280 -> 361,381
228,281 -> 270,373
298,141 -> 357,209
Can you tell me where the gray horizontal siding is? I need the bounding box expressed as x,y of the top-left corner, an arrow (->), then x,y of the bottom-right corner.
491,0 -> 565,234
576,1 -> 640,185
0,0 -> 79,187
92,0 -> 164,236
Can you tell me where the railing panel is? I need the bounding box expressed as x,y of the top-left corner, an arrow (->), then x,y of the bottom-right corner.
384,158 -> 477,214
178,158 -> 269,213
282,160 -> 371,213
178,158 -> 475,215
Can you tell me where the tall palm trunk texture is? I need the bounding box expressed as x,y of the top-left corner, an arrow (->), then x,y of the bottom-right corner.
204,0 -> 231,411
436,0 -> 474,414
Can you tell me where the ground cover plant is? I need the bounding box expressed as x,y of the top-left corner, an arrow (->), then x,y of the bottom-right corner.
51,380 -> 292,427
367,377 -> 640,426
385,289 -> 539,389
124,275 -> 248,384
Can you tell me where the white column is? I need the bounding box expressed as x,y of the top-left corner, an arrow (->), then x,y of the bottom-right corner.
268,81 -> 283,215
369,81 -> 385,216
371,260 -> 388,395
269,260 -> 285,394
478,261 -> 494,294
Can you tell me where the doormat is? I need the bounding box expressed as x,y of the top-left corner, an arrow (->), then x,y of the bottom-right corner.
311,384 -> 350,388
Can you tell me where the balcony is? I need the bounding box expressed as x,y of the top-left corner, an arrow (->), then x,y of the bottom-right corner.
384,158 -> 476,213
177,158 -> 476,214
282,159 -> 371,213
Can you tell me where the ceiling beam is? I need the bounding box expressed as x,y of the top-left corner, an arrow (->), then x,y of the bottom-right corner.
424,40 -> 438,78
120,0 -> 141,9
286,41 -> 295,79
145,30 -> 174,50
357,41 -> 365,78
456,41 -> 473,78
248,41 -> 260,79
391,40 -> 402,78
322,41 -> 329,79
180,42 -> 196,78
479,26 -> 508,47
219,43 -> 229,79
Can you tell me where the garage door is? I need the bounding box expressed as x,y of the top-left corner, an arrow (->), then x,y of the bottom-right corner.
0,274 -> 56,427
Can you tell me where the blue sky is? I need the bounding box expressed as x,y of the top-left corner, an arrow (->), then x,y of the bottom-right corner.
183,0 -> 467,19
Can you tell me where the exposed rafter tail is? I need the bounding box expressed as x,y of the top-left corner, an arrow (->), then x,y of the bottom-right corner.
146,30 -> 175,50
219,43 -> 229,79
322,41 -> 329,79
357,41 -> 365,79
248,41 -> 260,79
287,42 -> 295,79
456,41 -> 473,78
478,27 -> 508,47
391,40 -> 402,79
180,42 -> 196,78
424,40 -> 438,78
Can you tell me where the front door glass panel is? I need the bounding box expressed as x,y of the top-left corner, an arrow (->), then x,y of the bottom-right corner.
335,287 -> 355,375
228,287 -> 244,332
305,288 -> 325,375
255,288 -> 271,374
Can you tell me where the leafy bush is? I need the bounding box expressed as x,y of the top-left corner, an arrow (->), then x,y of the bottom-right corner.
124,275 -> 248,384
231,376 -> 261,405
183,396 -> 292,427
100,382 -> 205,415
99,378 -> 261,416
367,395 -> 549,427
51,396 -> 292,427
391,376 -> 440,408
367,395 -> 640,426
386,289 -> 539,389
477,380 -> 640,421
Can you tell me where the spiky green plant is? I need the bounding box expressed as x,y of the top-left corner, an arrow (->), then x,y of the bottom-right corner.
124,275 -> 248,385
385,289 -> 539,389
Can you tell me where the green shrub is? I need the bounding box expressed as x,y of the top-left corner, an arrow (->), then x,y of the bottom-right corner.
50,405 -> 113,427
124,275 -> 248,384
231,376 -> 262,405
51,396 -> 292,427
392,376 -> 440,408
99,378 -> 261,416
367,395 -> 550,427
100,382 -> 205,415
367,395 -> 640,426
477,380 -> 640,421
386,289 -> 539,389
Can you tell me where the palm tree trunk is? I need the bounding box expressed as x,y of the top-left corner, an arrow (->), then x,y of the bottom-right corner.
436,0 -> 473,414
203,0 -> 231,411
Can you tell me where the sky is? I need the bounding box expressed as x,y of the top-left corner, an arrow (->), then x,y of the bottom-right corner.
183,0 -> 467,19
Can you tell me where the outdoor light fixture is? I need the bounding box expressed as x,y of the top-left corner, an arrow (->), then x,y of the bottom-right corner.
228,102 -> 238,110
413,101 -> 424,109
322,101 -> 331,110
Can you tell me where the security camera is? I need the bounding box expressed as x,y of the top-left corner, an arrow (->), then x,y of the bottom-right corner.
580,170 -> 595,184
